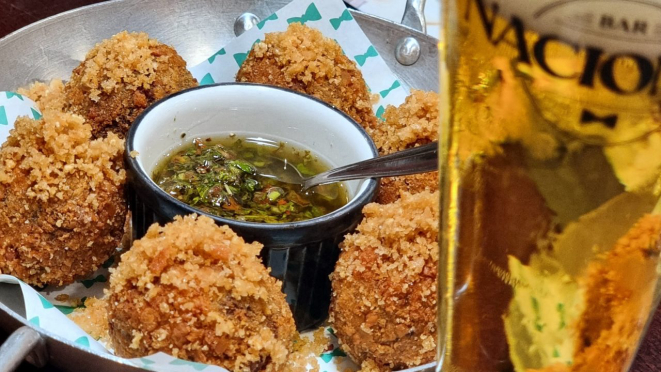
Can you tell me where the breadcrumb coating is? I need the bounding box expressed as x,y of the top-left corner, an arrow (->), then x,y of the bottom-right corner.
532,214 -> 661,372
376,174 -> 438,206
329,191 -> 439,370
369,90 -> 439,204
107,215 -> 297,372
371,91 -> 439,154
68,297 -> 110,345
65,31 -> 198,139
236,23 -> 377,130
285,330 -> 325,372
0,109 -> 126,286
18,79 -> 68,113
575,214 -> 660,372
358,359 -> 384,372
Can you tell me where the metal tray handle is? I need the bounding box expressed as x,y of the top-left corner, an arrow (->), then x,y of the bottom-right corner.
401,0 -> 427,33
0,326 -> 48,372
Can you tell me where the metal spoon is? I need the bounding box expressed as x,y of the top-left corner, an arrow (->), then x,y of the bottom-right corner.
265,141 -> 438,191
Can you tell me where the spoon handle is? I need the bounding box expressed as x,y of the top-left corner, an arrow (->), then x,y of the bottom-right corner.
304,142 -> 438,190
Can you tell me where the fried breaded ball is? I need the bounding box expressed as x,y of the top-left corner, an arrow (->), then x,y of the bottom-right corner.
0,110 -> 126,286
369,90 -> 439,204
236,23 -> 377,130
68,297 -> 110,344
107,215 -> 297,372
567,214 -> 660,372
329,191 -> 438,370
531,214 -> 661,372
65,31 -> 198,139
18,79 -> 68,114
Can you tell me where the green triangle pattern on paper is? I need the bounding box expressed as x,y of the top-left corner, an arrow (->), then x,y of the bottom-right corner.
200,73 -> 215,85
321,346 -> 347,362
376,105 -> 385,121
330,9 -> 353,30
257,13 -> 278,29
331,348 -> 346,357
81,274 -> 107,289
354,45 -> 378,67
379,80 -> 401,98
5,92 -> 23,101
29,316 -> 39,327
55,305 -> 75,315
140,358 -> 156,371
102,256 -> 115,269
169,359 -> 208,371
0,106 -> 7,126
286,3 -> 321,25
75,336 -> 90,348
233,52 -> 249,67
31,108 -> 42,120
207,48 -> 226,64
38,295 -> 54,309
233,39 -> 262,68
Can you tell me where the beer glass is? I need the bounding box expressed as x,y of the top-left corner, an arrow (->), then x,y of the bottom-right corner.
438,1 -> 661,371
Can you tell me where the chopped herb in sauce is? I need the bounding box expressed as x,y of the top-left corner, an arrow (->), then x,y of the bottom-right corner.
153,137 -> 348,223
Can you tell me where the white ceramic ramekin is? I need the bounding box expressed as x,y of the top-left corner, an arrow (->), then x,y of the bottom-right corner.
125,83 -> 379,330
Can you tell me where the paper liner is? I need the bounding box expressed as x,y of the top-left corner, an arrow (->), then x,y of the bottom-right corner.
1,271 -> 359,371
188,0 -> 409,121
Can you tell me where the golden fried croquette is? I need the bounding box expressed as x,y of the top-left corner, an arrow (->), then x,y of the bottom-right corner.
18,79 -> 68,114
568,214 -> 661,372
65,31 -> 198,139
236,23 -> 377,130
371,90 -> 439,154
369,90 -> 440,204
530,214 -> 661,372
0,110 -> 126,286
376,174 -> 438,205
107,215 -> 297,371
68,297 -> 110,344
358,359 -> 384,372
329,191 -> 438,370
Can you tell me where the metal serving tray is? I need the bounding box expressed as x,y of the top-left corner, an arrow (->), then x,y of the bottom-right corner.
0,1 -> 439,371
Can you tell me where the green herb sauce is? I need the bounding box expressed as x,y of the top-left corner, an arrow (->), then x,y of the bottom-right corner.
153,137 -> 348,223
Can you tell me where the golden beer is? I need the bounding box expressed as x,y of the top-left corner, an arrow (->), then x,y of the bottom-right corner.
438,1 -> 661,371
